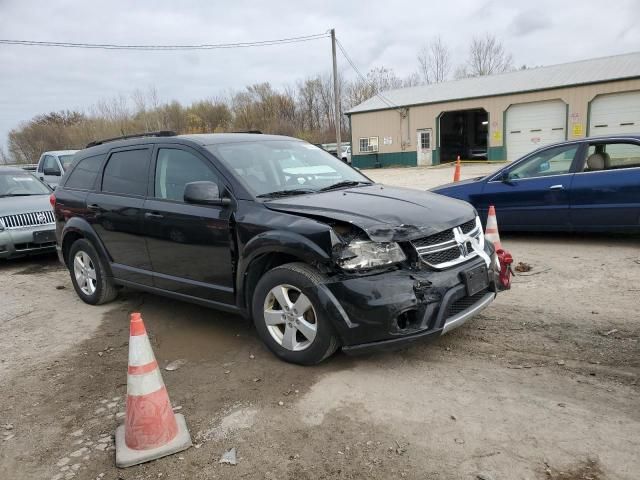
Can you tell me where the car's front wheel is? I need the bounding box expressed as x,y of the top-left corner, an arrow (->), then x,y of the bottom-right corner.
68,238 -> 117,305
252,263 -> 339,365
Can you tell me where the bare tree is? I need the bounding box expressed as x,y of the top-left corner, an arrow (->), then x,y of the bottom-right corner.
402,72 -> 423,88
458,33 -> 514,78
0,146 -> 10,165
417,36 -> 451,84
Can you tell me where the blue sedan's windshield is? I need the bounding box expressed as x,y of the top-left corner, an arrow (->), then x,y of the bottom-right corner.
208,140 -> 370,197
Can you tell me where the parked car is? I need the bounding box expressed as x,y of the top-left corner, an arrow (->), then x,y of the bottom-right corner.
431,135 -> 640,232
53,131 -> 507,364
0,166 -> 56,259
36,150 -> 79,188
341,145 -> 352,164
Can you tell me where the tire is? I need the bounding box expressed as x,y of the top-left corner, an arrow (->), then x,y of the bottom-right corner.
68,238 -> 117,305
252,262 -> 340,365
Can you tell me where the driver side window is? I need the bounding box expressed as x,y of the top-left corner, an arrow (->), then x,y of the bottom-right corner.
507,145 -> 578,180
154,148 -> 219,202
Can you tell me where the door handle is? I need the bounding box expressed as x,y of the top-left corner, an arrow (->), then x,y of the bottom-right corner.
87,203 -> 104,212
549,184 -> 564,191
144,212 -> 164,219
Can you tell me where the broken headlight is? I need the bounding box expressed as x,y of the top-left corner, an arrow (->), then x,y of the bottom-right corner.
338,240 -> 406,271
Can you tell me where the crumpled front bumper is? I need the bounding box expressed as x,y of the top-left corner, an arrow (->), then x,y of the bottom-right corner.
312,252 -> 501,354
0,225 -> 56,259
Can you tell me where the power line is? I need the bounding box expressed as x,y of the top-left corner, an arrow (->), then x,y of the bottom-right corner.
0,32 -> 330,50
335,37 -> 403,112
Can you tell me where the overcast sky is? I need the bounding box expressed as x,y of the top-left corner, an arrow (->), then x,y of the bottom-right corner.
1,0 -> 639,152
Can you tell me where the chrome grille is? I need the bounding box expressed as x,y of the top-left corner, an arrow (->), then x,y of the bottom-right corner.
0,210 -> 55,229
412,229 -> 455,248
412,217 -> 484,269
460,218 -> 477,234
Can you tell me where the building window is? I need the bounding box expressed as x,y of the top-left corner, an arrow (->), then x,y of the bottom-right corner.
420,131 -> 431,150
359,136 -> 379,153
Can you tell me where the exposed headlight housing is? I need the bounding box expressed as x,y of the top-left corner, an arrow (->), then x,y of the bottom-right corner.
338,240 -> 406,271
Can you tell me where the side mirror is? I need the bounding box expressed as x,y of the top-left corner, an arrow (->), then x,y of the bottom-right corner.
184,181 -> 231,206
539,161 -> 550,172
499,171 -> 517,185
44,167 -> 61,176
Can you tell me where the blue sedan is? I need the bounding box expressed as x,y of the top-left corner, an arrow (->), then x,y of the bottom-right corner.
431,135 -> 640,232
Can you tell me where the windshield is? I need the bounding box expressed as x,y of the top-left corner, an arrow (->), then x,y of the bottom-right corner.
0,172 -> 51,196
209,140 -> 371,197
59,154 -> 76,171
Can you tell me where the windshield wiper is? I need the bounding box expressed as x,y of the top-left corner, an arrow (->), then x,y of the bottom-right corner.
0,193 -> 37,197
318,180 -> 372,192
256,188 -> 317,198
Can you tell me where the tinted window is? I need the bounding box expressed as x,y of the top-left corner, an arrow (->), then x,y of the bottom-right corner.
102,149 -> 150,196
508,145 -> 578,180
64,155 -> 104,190
154,148 -> 218,202
584,143 -> 640,171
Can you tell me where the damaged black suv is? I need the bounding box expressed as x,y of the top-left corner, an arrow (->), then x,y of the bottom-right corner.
53,132 -> 505,365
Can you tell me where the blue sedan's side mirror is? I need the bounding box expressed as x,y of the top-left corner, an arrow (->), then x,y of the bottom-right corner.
500,171 -> 514,184
539,161 -> 550,172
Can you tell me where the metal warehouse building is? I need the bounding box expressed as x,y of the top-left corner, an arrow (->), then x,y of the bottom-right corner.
346,51 -> 640,168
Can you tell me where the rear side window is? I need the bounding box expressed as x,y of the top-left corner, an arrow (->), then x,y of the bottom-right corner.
59,154 -> 76,171
102,149 -> 151,196
43,155 -> 60,174
64,155 -> 104,190
584,143 -> 640,171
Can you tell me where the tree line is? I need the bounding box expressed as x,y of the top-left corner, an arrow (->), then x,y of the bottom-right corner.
3,34 -> 515,164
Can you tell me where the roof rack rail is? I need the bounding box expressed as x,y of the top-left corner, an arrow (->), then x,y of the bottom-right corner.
85,130 -> 177,148
232,130 -> 263,134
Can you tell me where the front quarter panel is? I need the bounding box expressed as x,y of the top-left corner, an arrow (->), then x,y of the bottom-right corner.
234,201 -> 340,308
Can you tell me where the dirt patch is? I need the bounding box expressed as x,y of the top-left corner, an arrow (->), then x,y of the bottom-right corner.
7,253 -> 64,275
547,458 -> 604,480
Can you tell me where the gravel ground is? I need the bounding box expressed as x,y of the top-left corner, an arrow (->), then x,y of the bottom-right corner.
1,164 -> 639,480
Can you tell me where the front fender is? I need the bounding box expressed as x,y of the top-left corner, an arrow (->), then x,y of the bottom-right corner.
60,217 -> 113,276
236,229 -> 336,311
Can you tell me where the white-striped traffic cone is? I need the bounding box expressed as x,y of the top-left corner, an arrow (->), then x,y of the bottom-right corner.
485,205 -> 503,251
115,313 -> 192,468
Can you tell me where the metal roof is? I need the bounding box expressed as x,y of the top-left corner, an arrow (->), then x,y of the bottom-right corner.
347,51 -> 640,114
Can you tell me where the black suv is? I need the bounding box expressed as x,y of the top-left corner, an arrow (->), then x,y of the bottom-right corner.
53,132 -> 504,364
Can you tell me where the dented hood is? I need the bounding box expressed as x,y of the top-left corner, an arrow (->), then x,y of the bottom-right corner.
263,184 -> 476,242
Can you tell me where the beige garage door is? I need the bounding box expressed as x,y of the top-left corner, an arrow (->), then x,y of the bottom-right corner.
589,91 -> 640,136
505,100 -> 567,161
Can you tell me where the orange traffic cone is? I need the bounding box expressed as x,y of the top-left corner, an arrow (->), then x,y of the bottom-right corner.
484,205 -> 502,251
453,156 -> 461,182
115,313 -> 191,468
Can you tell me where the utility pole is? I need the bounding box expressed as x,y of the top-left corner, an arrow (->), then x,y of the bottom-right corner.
331,28 -> 341,156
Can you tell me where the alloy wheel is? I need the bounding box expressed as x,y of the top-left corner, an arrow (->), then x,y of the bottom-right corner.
73,250 -> 97,296
263,284 -> 317,351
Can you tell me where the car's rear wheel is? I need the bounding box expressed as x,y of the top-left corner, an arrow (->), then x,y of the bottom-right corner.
252,263 -> 339,365
68,238 -> 117,305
